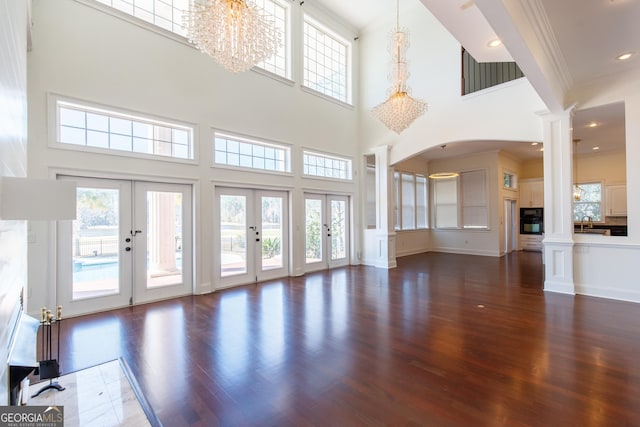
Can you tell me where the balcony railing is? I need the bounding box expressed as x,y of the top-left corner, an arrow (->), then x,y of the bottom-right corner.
461,47 -> 524,95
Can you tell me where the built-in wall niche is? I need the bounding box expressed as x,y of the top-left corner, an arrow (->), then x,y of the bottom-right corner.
572,102 -> 627,234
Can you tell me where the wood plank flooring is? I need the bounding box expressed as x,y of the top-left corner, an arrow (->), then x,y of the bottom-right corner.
52,252 -> 640,426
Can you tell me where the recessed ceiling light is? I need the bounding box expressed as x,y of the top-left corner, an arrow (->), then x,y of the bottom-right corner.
587,122 -> 599,128
539,148 -> 544,152
531,142 -> 539,146
460,1 -> 474,11
616,52 -> 635,61
488,39 -> 502,48
593,146 -> 600,150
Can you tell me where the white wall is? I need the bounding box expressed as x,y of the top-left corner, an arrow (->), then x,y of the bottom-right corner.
0,0 -> 29,404
357,0 -> 546,165
575,150 -> 626,185
27,0 -> 360,314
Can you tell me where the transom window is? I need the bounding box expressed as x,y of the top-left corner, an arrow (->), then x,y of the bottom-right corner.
94,0 -> 189,36
503,171 -> 517,189
303,15 -> 350,104
55,98 -> 194,160
253,0 -> 290,78
303,151 -> 352,180
214,132 -> 290,173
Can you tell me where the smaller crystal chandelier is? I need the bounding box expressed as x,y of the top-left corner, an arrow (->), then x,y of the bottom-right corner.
372,0 -> 427,134
184,0 -> 279,73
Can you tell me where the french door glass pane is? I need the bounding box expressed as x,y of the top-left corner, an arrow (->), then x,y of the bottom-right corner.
305,199 -> 322,264
72,187 -> 120,300
221,195 -> 247,277
146,191 -> 183,288
331,200 -> 347,261
261,196 -> 283,271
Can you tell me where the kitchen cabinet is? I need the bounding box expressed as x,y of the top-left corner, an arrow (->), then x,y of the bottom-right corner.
520,234 -> 543,251
520,179 -> 544,207
606,185 -> 627,216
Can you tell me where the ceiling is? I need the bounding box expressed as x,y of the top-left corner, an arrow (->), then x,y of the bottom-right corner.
314,0 -> 638,162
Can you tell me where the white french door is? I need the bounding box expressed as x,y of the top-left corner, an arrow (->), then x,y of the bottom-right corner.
57,177 -> 192,316
304,193 -> 350,272
133,182 -> 193,304
216,187 -> 289,288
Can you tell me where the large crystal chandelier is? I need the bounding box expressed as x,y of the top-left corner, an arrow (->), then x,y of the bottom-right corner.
183,0 -> 279,73
371,0 -> 427,134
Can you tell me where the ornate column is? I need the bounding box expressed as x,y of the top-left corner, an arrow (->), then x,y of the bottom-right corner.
541,108 -> 576,294
373,145 -> 397,269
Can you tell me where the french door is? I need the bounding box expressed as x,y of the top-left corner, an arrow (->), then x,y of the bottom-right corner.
304,194 -> 350,272
57,177 -> 192,316
216,187 -> 289,288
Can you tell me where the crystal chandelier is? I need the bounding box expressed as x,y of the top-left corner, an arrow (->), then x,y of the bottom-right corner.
371,0 -> 427,134
184,0 -> 279,73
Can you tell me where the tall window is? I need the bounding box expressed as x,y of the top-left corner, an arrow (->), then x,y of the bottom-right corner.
92,0 -> 290,78
55,98 -> 194,160
416,175 -> 428,228
433,177 -> 458,228
394,172 -> 428,230
303,151 -> 352,180
253,0 -> 290,78
573,182 -> 602,221
461,170 -> 488,228
214,132 -> 291,173
303,15 -> 351,104
94,0 -> 189,36
432,171 -> 489,229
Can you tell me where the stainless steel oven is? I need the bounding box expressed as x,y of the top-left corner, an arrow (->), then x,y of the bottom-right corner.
520,207 -> 543,235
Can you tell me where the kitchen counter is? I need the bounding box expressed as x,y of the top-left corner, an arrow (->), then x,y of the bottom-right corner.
573,224 -> 627,236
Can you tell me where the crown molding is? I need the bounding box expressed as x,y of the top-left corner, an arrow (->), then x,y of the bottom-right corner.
517,0 -> 573,94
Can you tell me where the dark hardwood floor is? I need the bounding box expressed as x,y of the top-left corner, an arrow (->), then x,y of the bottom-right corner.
52,252 -> 640,426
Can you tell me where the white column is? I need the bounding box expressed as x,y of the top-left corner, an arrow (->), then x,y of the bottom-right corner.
541,108 -> 576,294
373,145 -> 397,269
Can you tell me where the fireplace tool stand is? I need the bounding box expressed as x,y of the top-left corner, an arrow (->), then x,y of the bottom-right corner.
32,306 -> 66,398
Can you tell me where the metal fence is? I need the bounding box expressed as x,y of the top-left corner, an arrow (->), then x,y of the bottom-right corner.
74,235 -> 183,257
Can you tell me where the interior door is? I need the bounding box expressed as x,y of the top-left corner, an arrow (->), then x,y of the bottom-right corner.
58,177 -> 193,317
216,187 -> 289,288
504,199 -> 517,254
304,194 -> 350,272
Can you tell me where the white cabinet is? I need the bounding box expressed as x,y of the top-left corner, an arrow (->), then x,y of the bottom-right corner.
520,234 -> 543,251
606,185 -> 627,216
520,179 -> 544,207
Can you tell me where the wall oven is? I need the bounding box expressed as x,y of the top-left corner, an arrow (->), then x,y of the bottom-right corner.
520,207 -> 543,235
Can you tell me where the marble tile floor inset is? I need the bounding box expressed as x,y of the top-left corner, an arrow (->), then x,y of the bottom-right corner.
28,360 -> 151,427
